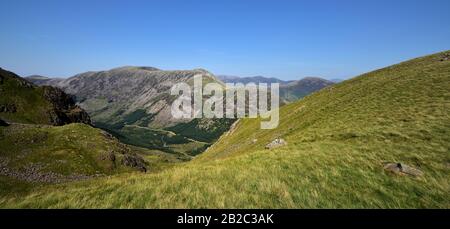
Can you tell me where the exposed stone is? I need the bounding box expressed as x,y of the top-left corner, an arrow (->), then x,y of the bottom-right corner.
42,86 -> 91,125
99,151 -> 117,163
440,53 -> 450,61
0,158 -> 95,183
383,163 -> 424,177
121,154 -> 147,172
265,138 -> 287,149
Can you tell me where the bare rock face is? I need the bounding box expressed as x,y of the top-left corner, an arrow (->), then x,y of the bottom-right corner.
265,138 -> 287,149
383,163 -> 424,177
98,149 -> 147,173
42,86 -> 91,126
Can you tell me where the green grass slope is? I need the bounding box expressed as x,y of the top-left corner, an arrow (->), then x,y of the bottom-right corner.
0,123 -> 146,192
200,51 -> 450,161
0,68 -> 53,124
1,51 -> 449,208
0,68 -> 90,125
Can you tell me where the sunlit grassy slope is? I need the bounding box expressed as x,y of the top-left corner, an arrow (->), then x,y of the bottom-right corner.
1,51 -> 449,208
0,123 -> 149,195
0,68 -> 53,124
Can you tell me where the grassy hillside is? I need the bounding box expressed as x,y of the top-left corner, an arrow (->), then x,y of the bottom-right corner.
0,68 -> 177,195
0,123 -> 148,194
1,51 -> 449,208
0,68 -> 90,125
0,68 -> 53,124
201,51 -> 450,160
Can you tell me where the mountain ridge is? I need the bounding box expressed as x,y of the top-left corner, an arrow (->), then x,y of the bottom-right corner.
217,74 -> 334,103
26,66 -> 233,155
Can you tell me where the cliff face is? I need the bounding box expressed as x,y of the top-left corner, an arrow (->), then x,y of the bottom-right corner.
42,86 -> 91,125
0,68 -> 91,126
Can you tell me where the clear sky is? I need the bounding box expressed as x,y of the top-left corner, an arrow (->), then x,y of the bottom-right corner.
1,0 -> 449,80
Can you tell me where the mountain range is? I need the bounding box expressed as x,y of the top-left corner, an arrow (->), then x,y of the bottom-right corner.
0,68 -> 148,187
217,75 -> 334,103
27,67 -> 235,156
1,50 -> 448,208
217,75 -> 292,84
26,68 -> 332,155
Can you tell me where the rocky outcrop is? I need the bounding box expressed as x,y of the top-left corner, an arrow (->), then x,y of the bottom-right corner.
265,138 -> 287,149
0,158 -> 94,183
99,148 -> 147,173
121,154 -> 147,172
439,52 -> 450,61
0,68 -> 91,126
384,163 -> 424,177
42,86 -> 91,125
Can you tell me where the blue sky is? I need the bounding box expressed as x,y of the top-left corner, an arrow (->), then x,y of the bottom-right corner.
1,0 -> 449,80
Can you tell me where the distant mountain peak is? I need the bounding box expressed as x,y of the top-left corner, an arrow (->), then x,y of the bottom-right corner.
107,66 -> 161,72
26,75 -> 51,80
217,75 -> 289,84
